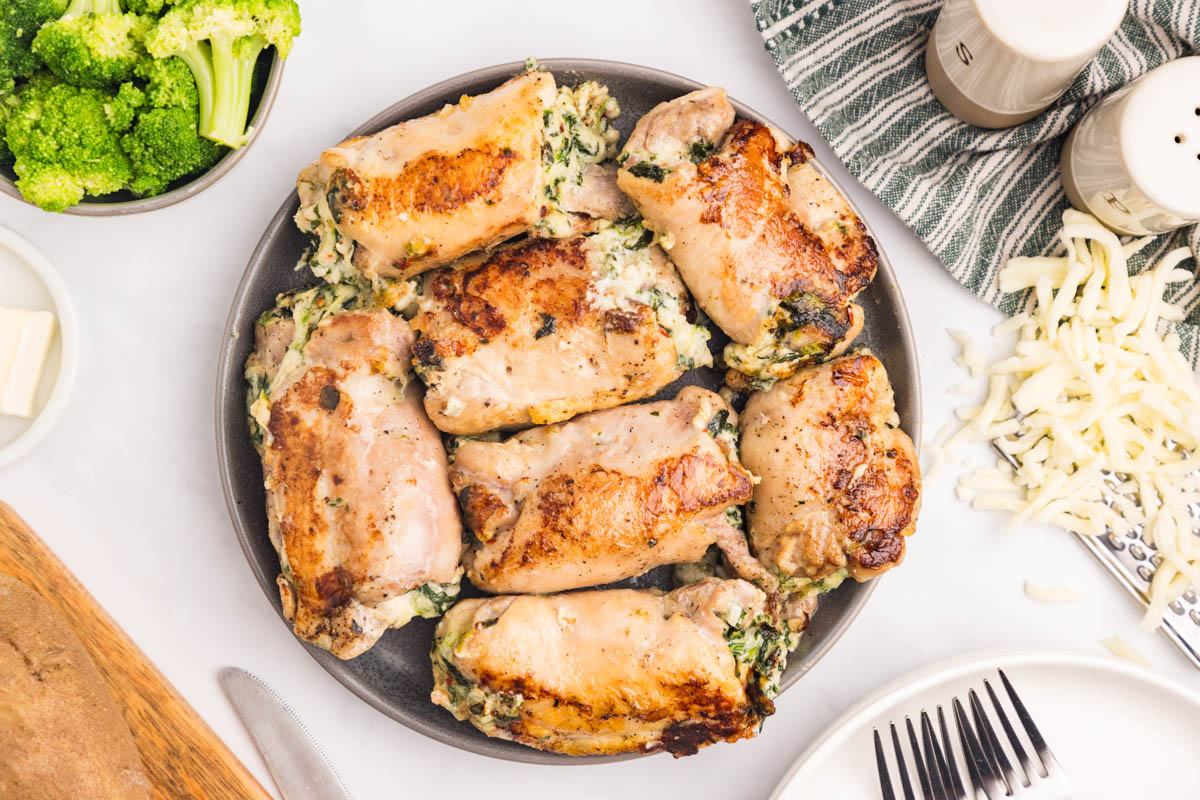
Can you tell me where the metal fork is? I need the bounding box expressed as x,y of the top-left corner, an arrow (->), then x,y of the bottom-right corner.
874,670 -> 1075,799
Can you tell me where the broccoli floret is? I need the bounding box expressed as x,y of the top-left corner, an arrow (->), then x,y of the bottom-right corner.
0,88 -> 19,163
122,0 -> 178,13
0,0 -> 66,92
134,52 -> 195,108
144,0 -> 299,148
124,47 -> 223,196
5,71 -> 132,211
32,1 -> 151,89
105,78 -> 144,128
122,104 -> 222,195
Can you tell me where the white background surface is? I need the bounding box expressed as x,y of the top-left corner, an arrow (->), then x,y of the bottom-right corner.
1,1 -> 1197,798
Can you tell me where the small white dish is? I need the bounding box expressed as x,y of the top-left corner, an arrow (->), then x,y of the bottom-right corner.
0,225 -> 78,468
771,647 -> 1200,798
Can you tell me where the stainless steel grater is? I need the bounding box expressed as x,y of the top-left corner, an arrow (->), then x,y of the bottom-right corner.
993,446 -> 1200,668
1077,471 -> 1200,669
1077,530 -> 1200,668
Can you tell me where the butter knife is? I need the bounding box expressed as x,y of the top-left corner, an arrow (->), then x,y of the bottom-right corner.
219,667 -> 354,800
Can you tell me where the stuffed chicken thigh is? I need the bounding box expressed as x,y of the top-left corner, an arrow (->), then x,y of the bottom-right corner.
739,352 -> 920,597
450,386 -> 757,593
617,87 -> 878,386
295,70 -> 631,284
410,222 -> 711,435
431,578 -> 791,756
245,287 -> 463,659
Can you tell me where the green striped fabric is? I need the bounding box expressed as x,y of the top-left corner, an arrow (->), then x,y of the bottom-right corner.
752,0 -> 1200,366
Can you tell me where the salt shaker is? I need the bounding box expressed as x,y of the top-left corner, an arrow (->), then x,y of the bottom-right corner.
926,0 -> 1127,128
1061,56 -> 1200,235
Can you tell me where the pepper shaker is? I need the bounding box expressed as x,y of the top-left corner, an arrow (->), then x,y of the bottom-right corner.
1061,56 -> 1200,236
926,0 -> 1127,128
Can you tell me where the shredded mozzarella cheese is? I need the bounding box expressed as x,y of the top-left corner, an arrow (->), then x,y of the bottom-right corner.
1024,581 -> 1084,604
948,327 -> 987,378
948,209 -> 1200,631
1102,635 -> 1152,667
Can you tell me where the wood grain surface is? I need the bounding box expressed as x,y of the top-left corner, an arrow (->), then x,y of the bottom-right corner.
0,502 -> 273,800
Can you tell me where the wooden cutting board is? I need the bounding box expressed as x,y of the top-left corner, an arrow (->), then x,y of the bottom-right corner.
0,502 -> 273,800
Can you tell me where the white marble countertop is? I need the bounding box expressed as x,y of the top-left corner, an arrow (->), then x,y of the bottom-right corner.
1,1 -> 1196,797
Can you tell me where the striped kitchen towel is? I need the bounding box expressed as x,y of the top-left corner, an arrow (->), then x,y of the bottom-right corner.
751,0 -> 1200,366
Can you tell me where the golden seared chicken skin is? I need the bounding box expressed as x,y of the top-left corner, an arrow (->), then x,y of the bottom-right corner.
295,71 -> 630,284
431,578 -> 792,756
410,222 -> 711,435
617,87 -> 879,387
739,352 -> 920,597
245,286 -> 463,659
450,386 -> 758,594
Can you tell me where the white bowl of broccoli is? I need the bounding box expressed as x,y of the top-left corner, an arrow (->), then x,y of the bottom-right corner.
0,0 -> 299,215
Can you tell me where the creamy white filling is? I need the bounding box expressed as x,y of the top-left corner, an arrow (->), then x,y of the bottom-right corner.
295,178 -> 358,283
537,82 -> 621,236
587,222 -> 712,370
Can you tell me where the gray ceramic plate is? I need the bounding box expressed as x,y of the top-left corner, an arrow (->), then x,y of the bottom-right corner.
215,59 -> 921,764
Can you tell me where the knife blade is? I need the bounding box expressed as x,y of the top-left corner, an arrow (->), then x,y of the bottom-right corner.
219,667 -> 354,800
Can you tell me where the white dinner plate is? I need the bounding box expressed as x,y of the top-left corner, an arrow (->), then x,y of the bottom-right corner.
0,226 -> 77,468
771,648 -> 1200,798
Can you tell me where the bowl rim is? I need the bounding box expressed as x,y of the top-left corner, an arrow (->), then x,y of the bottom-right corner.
0,51 -> 285,217
0,225 -> 79,469
215,57 -> 922,764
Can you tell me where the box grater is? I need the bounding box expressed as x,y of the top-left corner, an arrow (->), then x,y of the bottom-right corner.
995,443 -> 1200,668
1080,470 -> 1200,668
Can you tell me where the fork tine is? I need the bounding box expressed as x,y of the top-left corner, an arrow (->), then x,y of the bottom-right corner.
953,701 -> 986,796
937,706 -> 969,799
876,728 -> 898,800
954,697 -> 1005,798
921,711 -> 953,800
921,714 -> 950,796
999,669 -> 1066,777
984,678 -> 1036,783
906,716 -> 935,799
969,689 -> 1017,793
891,723 -> 918,800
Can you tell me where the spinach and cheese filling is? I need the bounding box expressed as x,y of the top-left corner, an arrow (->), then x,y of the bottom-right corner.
245,282 -> 366,448
723,293 -> 854,390
431,614 -> 525,735
588,220 -> 712,369
245,278 -> 421,448
293,188 -> 425,298
536,81 -> 621,237
379,578 -> 463,629
618,134 -> 714,184
616,148 -> 669,183
292,185 -> 419,309
724,506 -> 745,529
295,176 -> 357,283
716,599 -> 797,715
706,408 -> 740,461
775,568 -> 849,601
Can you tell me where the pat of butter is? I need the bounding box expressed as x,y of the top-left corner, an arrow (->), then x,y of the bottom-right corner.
0,306 -> 55,418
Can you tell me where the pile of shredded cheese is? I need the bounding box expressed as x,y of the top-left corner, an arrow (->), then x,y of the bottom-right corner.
943,209 -> 1200,630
